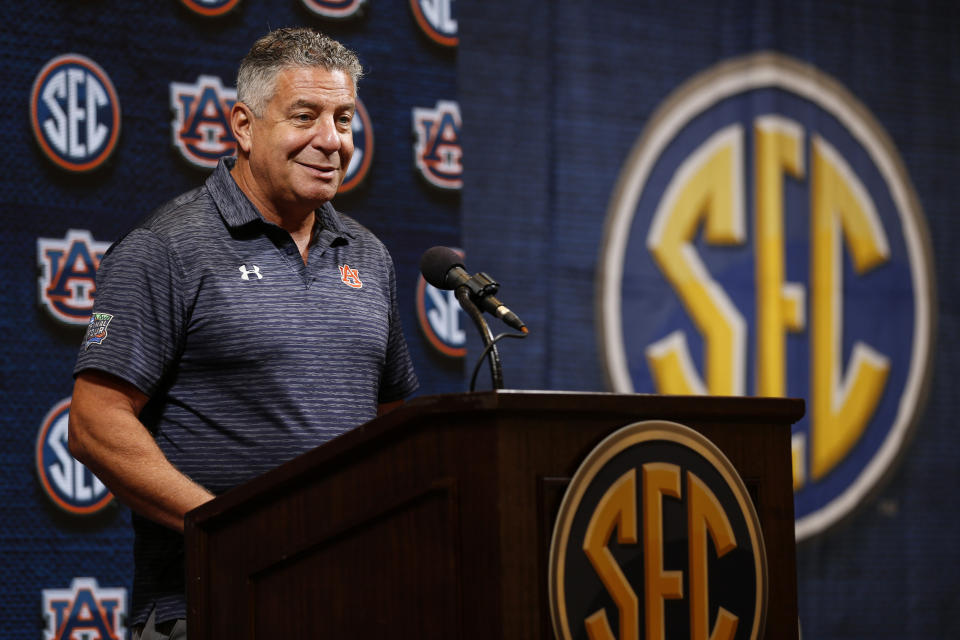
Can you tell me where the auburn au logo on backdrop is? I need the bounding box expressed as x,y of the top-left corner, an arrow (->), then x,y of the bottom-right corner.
170,75 -> 237,170
42,577 -> 126,640
30,54 -> 121,172
598,52 -> 934,541
37,229 -> 110,326
412,100 -> 462,190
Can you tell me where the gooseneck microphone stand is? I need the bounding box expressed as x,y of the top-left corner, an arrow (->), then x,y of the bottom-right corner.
455,284 -> 504,389
418,246 -> 528,391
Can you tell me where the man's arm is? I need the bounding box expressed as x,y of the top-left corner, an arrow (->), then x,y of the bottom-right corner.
68,370 -> 214,533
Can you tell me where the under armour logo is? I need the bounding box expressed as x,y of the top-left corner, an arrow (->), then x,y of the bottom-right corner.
239,264 -> 262,280
339,264 -> 363,289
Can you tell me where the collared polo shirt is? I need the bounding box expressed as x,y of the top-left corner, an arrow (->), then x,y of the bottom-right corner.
74,157 -> 418,625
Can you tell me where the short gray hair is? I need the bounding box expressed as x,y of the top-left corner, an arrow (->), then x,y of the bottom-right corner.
237,27 -> 364,117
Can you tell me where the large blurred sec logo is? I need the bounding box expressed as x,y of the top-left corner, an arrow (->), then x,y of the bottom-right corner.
35,398 -> 113,515
30,54 -> 121,172
598,53 -> 934,541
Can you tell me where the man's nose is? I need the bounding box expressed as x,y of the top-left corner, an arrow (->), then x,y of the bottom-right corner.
312,116 -> 342,153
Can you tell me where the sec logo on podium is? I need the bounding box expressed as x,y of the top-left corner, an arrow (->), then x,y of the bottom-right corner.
549,421 -> 767,640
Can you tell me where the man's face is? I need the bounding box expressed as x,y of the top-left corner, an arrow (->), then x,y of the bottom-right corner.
247,66 -> 355,211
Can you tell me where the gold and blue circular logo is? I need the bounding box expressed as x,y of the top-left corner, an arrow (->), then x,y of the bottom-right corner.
549,420 -> 767,640
598,52 -> 935,541
30,54 -> 121,173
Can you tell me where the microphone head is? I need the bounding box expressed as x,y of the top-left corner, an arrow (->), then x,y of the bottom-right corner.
419,246 -> 464,290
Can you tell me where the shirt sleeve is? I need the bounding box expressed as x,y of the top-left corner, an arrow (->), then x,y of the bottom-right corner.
73,228 -> 187,397
377,251 -> 419,403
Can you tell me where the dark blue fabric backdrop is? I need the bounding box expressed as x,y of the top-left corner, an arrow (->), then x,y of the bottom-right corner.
3,0 -> 959,638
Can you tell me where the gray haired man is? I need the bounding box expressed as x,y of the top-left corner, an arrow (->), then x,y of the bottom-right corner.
69,28 -> 417,638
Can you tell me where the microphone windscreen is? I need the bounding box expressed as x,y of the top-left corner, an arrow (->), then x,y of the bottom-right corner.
419,246 -> 464,289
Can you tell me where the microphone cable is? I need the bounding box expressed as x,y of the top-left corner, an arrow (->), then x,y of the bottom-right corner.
469,331 -> 529,392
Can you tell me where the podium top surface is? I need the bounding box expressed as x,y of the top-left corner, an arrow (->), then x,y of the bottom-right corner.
186,390 -> 804,528
405,389 -> 804,417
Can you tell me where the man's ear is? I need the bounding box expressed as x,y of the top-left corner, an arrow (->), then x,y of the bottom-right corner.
231,102 -> 255,154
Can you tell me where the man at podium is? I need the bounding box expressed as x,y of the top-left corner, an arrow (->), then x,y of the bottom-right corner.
67,28 -> 418,639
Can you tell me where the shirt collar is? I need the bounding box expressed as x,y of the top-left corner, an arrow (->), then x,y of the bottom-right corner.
206,157 -> 355,240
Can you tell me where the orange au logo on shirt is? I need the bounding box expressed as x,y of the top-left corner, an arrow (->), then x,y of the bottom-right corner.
339,264 -> 363,289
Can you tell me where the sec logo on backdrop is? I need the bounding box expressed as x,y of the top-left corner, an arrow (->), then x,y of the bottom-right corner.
339,96 -> 374,194
416,248 -> 466,357
301,0 -> 367,19
598,52 -> 934,541
179,0 -> 241,17
35,398 -> 113,515
409,0 -> 457,47
30,54 -> 121,172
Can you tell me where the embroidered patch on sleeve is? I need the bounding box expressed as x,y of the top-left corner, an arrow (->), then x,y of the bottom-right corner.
83,312 -> 114,349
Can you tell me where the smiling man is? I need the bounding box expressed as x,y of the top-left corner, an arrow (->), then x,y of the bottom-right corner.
68,29 -> 418,639
231,52 -> 357,259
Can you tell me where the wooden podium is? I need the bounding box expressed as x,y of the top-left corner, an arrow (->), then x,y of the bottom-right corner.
185,391 -> 803,639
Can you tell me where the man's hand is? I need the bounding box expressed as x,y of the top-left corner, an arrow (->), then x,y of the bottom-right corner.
377,399 -> 404,416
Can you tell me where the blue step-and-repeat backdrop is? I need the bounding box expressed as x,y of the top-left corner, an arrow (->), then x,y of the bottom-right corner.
2,0 -> 958,638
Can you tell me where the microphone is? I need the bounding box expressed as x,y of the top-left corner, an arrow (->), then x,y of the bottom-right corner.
419,246 -> 528,333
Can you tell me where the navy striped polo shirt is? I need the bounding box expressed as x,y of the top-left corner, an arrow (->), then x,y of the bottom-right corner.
74,157 -> 418,625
